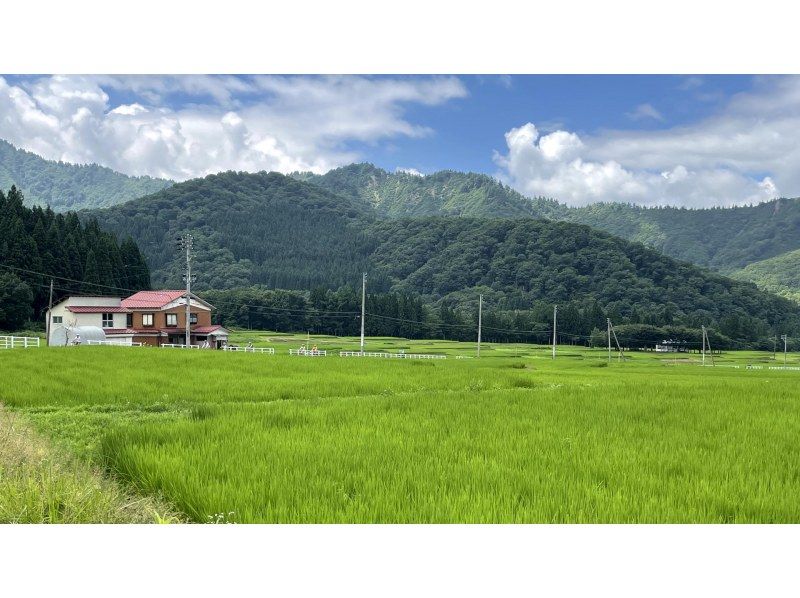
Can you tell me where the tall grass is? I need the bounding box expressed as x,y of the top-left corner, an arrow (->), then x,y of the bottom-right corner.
3,343 -> 799,523
0,407 -> 179,523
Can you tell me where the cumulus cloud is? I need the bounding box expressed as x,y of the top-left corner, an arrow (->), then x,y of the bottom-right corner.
0,75 -> 467,180
495,77 -> 800,207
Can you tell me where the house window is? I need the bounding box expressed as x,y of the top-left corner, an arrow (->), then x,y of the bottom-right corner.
126,313 -> 133,328
102,313 -> 114,328
142,313 -> 154,327
166,313 -> 178,327
190,313 -> 198,325
52,316 -> 63,324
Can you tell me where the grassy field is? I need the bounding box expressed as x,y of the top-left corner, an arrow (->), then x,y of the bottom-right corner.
1,334 -> 799,523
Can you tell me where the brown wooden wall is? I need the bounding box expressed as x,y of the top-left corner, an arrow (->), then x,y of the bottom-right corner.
129,308 -> 211,329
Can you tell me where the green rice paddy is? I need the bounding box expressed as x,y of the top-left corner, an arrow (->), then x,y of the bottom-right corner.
2,334 -> 799,523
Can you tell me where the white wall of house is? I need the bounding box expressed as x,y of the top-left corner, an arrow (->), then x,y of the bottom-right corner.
46,297 -> 125,345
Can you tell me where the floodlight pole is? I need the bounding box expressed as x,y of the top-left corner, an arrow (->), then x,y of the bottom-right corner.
360,273 -> 366,354
552,305 -> 557,360
607,318 -> 612,362
477,294 -> 482,358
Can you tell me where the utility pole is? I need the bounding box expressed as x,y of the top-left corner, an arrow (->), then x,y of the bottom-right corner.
552,305 -> 557,360
607,318 -> 612,362
178,234 -> 194,347
477,294 -> 482,358
46,278 -> 54,347
782,334 -> 788,366
360,272 -> 366,354
701,325 -> 706,366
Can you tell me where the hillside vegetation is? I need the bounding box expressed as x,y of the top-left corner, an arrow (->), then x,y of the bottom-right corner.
86,171 -> 373,290
85,171 -> 800,346
294,162 -> 563,219
298,163 -> 800,273
0,139 -> 172,210
731,249 -> 800,303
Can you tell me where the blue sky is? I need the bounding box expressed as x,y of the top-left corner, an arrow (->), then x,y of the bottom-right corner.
363,75 -> 754,175
0,74 -> 795,207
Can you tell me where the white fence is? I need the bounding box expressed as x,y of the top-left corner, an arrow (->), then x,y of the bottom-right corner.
289,349 -> 327,356
161,343 -> 201,349
223,346 -> 275,354
700,364 -> 799,371
0,335 -> 41,349
85,340 -> 143,347
339,351 -> 446,360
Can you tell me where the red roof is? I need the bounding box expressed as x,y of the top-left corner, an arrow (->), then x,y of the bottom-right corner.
122,290 -> 186,309
67,306 -> 128,313
103,328 -> 138,335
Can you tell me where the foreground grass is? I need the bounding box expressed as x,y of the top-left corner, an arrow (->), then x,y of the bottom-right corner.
0,406 -> 180,523
102,371 -> 800,523
2,341 -> 799,523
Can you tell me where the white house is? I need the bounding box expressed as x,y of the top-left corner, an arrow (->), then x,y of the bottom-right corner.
46,296 -> 134,345
46,292 -> 229,347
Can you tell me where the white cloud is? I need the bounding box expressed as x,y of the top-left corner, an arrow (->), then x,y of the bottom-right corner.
396,167 -> 424,176
495,77 -> 800,207
0,75 -> 467,180
627,103 -> 664,121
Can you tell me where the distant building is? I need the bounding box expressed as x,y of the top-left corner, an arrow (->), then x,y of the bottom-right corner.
655,339 -> 689,353
47,291 -> 229,347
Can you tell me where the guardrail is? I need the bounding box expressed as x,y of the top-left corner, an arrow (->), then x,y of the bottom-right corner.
289,349 -> 327,356
85,340 -> 143,347
161,343 -> 201,349
223,346 -> 275,354
338,351 -> 446,360
0,335 -> 41,349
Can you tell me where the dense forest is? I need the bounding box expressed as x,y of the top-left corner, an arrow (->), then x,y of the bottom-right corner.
86,171 -> 373,291
0,186 -> 151,331
0,139 -> 172,211
85,171 -> 800,348
202,287 -> 759,350
297,163 -> 800,274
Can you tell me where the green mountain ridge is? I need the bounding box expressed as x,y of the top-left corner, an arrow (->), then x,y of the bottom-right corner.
0,139 -> 173,211
297,163 -> 800,273
84,170 -> 800,345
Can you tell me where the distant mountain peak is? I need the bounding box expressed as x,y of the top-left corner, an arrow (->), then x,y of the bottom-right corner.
0,138 -> 173,211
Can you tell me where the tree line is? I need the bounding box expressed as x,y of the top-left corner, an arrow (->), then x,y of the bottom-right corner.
0,186 -> 151,330
202,286 -> 786,350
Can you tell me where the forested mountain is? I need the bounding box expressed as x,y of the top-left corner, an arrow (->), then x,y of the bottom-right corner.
731,249 -> 800,303
0,139 -> 172,211
0,186 -> 150,331
296,163 -> 800,273
85,171 -> 800,346
367,217 -> 799,343
567,199 -> 800,273
293,163 -> 564,219
84,171 -> 373,291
